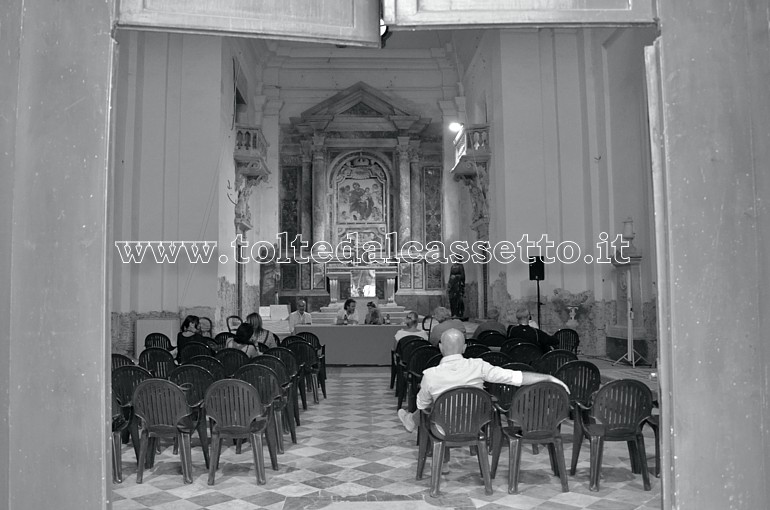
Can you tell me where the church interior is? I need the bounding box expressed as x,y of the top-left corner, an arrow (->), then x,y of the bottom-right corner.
110,25 -> 659,362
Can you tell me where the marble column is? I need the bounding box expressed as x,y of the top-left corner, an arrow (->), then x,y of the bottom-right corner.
396,137 -> 411,244
300,140 -> 312,243
311,134 -> 326,244
408,142 -> 423,244
329,277 -> 339,303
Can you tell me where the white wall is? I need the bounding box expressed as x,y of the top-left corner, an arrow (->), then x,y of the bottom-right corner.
457,28 -> 656,306
112,32 -> 224,314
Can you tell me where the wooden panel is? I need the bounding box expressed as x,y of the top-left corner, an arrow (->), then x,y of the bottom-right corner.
118,0 -> 381,47
382,0 -> 655,27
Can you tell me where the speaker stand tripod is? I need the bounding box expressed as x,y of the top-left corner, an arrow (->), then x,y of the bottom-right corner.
535,278 -> 542,327
613,268 -> 649,367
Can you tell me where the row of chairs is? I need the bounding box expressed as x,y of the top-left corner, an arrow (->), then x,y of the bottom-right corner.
474,326 -> 580,353
412,359 -> 656,497
112,333 -> 327,485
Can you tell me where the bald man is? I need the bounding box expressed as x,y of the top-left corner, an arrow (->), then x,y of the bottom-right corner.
397,328 -> 569,433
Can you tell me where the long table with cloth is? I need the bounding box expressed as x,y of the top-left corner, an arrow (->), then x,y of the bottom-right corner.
294,324 -> 405,365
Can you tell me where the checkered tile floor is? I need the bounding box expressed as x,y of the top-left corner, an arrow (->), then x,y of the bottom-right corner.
112,367 -> 661,509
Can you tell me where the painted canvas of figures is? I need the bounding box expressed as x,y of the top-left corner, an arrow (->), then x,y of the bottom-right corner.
336,178 -> 384,223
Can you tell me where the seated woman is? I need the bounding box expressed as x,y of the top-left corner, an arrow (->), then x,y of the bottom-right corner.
393,311 -> 428,350
176,315 -> 207,359
226,322 -> 259,357
364,301 -> 383,325
245,312 -> 277,350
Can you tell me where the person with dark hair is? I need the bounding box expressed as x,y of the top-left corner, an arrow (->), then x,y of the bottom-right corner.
176,315 -> 206,359
336,298 -> 359,325
245,312 -> 276,349
227,322 -> 259,357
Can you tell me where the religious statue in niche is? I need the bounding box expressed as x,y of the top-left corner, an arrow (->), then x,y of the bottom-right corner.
337,179 -> 384,222
229,174 -> 256,230
447,262 -> 466,318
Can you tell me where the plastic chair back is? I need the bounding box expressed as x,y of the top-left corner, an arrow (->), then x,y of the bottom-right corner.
186,355 -> 226,381
112,365 -> 153,405
400,338 -> 432,365
132,379 -> 191,432
407,345 -> 441,375
479,351 -> 512,367
226,315 -> 243,333
508,382 -> 570,438
280,335 -> 308,347
138,347 -> 176,379
199,317 -> 213,338
429,386 -> 494,442
204,379 -> 265,432
533,349 -> 578,375
590,379 -> 653,436
295,331 -> 321,348
463,344 -> 490,358
215,348 -> 250,377
178,341 -> 213,363
265,347 -> 300,378
425,353 -> 442,370
213,332 -> 235,350
553,360 -> 601,408
502,362 -> 533,372
250,355 -> 291,386
234,364 -> 281,404
553,328 -> 580,353
477,331 -> 507,348
503,342 -> 544,365
473,321 -> 507,338
286,341 -> 319,372
144,332 -> 172,350
112,353 -> 136,370
169,364 -> 215,407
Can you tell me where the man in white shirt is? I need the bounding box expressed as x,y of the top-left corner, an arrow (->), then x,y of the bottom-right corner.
287,298 -> 312,334
397,328 -> 569,433
335,298 -> 360,325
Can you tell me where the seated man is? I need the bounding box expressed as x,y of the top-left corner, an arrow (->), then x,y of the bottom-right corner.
507,307 -> 558,351
335,298 -> 360,325
397,328 -> 569,433
428,306 -> 466,346
287,298 -> 312,334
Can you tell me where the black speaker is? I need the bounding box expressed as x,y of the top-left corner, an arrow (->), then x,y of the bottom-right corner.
529,256 -> 545,281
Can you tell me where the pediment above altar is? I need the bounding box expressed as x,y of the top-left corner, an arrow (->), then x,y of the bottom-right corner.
291,81 -> 430,134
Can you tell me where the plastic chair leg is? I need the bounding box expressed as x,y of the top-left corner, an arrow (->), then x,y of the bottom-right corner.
389,352 -> 397,389
112,431 -> 123,484
249,432 -> 267,485
207,432 -> 222,485
554,437 -> 569,492
309,373 -> 320,405
179,432 -> 193,484
570,417 -> 584,475
416,429 -> 430,480
648,417 -> 660,477
265,424 -> 279,471
273,409 -> 285,454
636,432 -> 652,491
508,437 -> 523,494
627,440 -> 641,473
547,443 -> 558,475
490,424 -> 503,478
292,384 -> 301,426
136,430 -> 149,484
588,435 -> 604,492
476,438 -> 493,495
429,440 -> 445,498
197,412 -> 210,469
299,377 -> 308,410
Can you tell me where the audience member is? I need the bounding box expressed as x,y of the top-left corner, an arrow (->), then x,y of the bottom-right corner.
364,301 -> 383,325
336,298 -> 360,325
245,312 -> 276,349
428,306 -> 466,346
507,307 -> 558,351
176,315 -> 206,359
287,298 -> 312,333
393,311 -> 428,350
397,328 -> 569,432
227,322 -> 259,357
